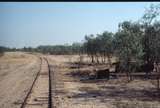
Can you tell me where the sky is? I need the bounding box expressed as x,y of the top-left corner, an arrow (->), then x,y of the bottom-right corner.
0,2 -> 158,48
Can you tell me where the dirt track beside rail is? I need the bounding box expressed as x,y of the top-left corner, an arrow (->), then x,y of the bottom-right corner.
1,53 -> 160,108
0,52 -> 41,108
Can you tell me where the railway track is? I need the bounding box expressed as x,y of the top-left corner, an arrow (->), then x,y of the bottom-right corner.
20,57 -> 53,108
45,58 -> 53,108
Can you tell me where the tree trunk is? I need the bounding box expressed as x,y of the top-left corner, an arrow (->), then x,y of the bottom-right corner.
144,31 -> 151,79
156,63 -> 160,91
103,52 -> 106,63
101,55 -> 103,63
107,54 -> 111,67
96,55 -> 99,64
91,55 -> 94,63
126,60 -> 132,82
157,78 -> 159,91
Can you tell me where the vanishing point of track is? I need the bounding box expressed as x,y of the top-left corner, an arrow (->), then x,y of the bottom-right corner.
20,57 -> 53,108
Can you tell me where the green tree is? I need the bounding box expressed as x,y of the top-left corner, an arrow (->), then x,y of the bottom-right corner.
114,21 -> 143,81
84,34 -> 96,63
140,4 -> 160,78
97,31 -> 114,65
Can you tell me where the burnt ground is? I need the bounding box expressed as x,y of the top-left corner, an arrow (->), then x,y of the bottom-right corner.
0,53 -> 159,108
47,55 -> 160,108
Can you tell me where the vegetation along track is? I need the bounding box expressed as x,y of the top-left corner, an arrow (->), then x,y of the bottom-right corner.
20,57 -> 53,108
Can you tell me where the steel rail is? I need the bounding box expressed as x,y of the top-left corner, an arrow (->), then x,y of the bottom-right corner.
20,57 -> 42,108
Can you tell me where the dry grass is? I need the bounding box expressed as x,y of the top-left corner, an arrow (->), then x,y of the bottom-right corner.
113,100 -> 160,108
47,55 -> 160,108
0,52 -> 41,108
1,53 -> 159,108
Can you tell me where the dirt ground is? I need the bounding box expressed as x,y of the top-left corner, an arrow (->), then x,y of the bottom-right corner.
25,58 -> 49,108
1,53 -> 160,108
0,52 -> 41,108
48,55 -> 160,108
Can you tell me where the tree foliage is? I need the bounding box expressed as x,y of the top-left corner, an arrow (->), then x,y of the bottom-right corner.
1,4 -> 160,77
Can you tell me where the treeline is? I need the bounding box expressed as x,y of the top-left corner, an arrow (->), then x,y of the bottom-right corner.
36,43 -> 82,55
84,4 -> 160,65
0,43 -> 82,55
83,4 -> 160,81
1,4 -> 160,68
1,4 -> 160,88
0,46 -> 20,55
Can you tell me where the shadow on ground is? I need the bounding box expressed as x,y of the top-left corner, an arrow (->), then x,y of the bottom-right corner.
70,84 -> 160,103
63,61 -> 160,106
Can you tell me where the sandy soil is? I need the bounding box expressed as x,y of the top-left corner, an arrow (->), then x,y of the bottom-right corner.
48,55 -> 160,108
0,52 -> 41,108
1,53 -> 160,108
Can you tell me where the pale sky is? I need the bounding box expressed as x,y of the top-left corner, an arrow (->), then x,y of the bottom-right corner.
0,2 -> 157,48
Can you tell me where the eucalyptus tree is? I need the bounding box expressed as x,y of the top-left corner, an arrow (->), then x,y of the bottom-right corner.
96,31 -> 114,64
0,46 -> 6,56
140,4 -> 160,78
141,4 -> 160,62
152,22 -> 160,62
114,21 -> 143,81
84,34 -> 99,63
150,21 -> 160,90
71,42 -> 82,54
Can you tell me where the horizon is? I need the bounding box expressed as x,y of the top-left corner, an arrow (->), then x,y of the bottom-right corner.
0,2 -> 158,48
